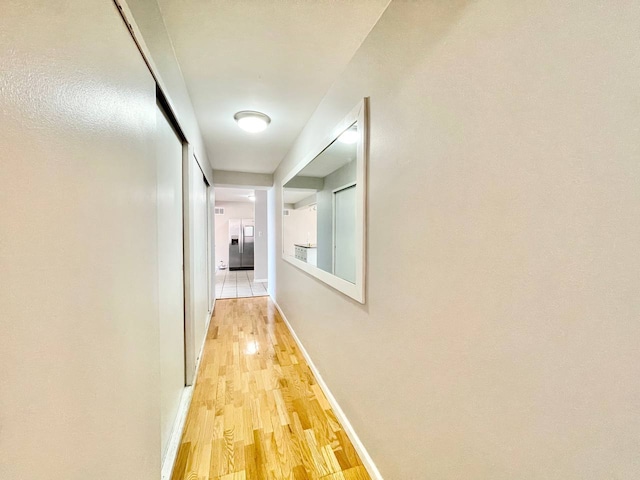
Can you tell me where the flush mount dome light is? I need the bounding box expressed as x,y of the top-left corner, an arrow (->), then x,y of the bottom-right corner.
337,124 -> 358,144
234,110 -> 271,133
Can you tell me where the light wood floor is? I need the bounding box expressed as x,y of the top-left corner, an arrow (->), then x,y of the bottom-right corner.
171,297 -> 370,480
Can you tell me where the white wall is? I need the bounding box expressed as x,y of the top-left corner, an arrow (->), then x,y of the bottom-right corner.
125,0 -> 211,179
283,206 -> 318,258
214,201 -> 255,268
254,190 -> 269,281
0,1 -> 161,478
212,170 -> 273,188
273,1 -> 640,478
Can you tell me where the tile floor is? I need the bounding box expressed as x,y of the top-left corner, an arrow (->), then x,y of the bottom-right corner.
215,269 -> 268,298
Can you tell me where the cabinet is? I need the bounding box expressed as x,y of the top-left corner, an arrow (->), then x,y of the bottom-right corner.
294,244 -> 317,266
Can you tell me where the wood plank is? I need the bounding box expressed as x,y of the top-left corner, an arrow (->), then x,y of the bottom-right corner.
170,297 -> 371,480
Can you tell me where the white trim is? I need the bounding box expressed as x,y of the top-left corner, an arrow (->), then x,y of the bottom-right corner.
252,278 -> 268,283
271,298 -> 383,480
161,308 -> 213,480
284,254 -> 363,301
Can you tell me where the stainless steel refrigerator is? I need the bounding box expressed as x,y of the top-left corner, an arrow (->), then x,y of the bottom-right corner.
228,218 -> 254,270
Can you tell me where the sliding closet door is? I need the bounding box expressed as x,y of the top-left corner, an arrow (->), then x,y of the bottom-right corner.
156,103 -> 185,457
191,161 -> 210,355
182,153 -> 211,388
208,187 -> 216,311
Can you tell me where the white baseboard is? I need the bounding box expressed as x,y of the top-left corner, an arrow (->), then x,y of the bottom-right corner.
271,297 -> 383,480
161,307 -> 214,479
253,278 -> 268,283
161,385 -> 193,480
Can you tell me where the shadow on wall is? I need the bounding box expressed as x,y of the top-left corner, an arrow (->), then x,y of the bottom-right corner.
335,0 -> 476,104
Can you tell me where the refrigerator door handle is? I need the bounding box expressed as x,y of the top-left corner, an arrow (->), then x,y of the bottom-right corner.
239,222 -> 244,254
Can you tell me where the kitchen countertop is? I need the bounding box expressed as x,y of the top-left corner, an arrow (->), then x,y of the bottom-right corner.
294,244 -> 317,248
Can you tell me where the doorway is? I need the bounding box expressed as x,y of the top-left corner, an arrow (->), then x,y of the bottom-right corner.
213,187 -> 269,298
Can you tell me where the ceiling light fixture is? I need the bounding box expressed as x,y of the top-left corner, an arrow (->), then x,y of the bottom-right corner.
234,110 -> 271,133
337,125 -> 358,144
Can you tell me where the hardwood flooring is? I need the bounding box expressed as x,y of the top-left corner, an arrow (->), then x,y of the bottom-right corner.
171,297 -> 370,480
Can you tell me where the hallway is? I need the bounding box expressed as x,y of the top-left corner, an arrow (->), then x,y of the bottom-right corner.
4,1 -> 640,479
171,297 -> 369,480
